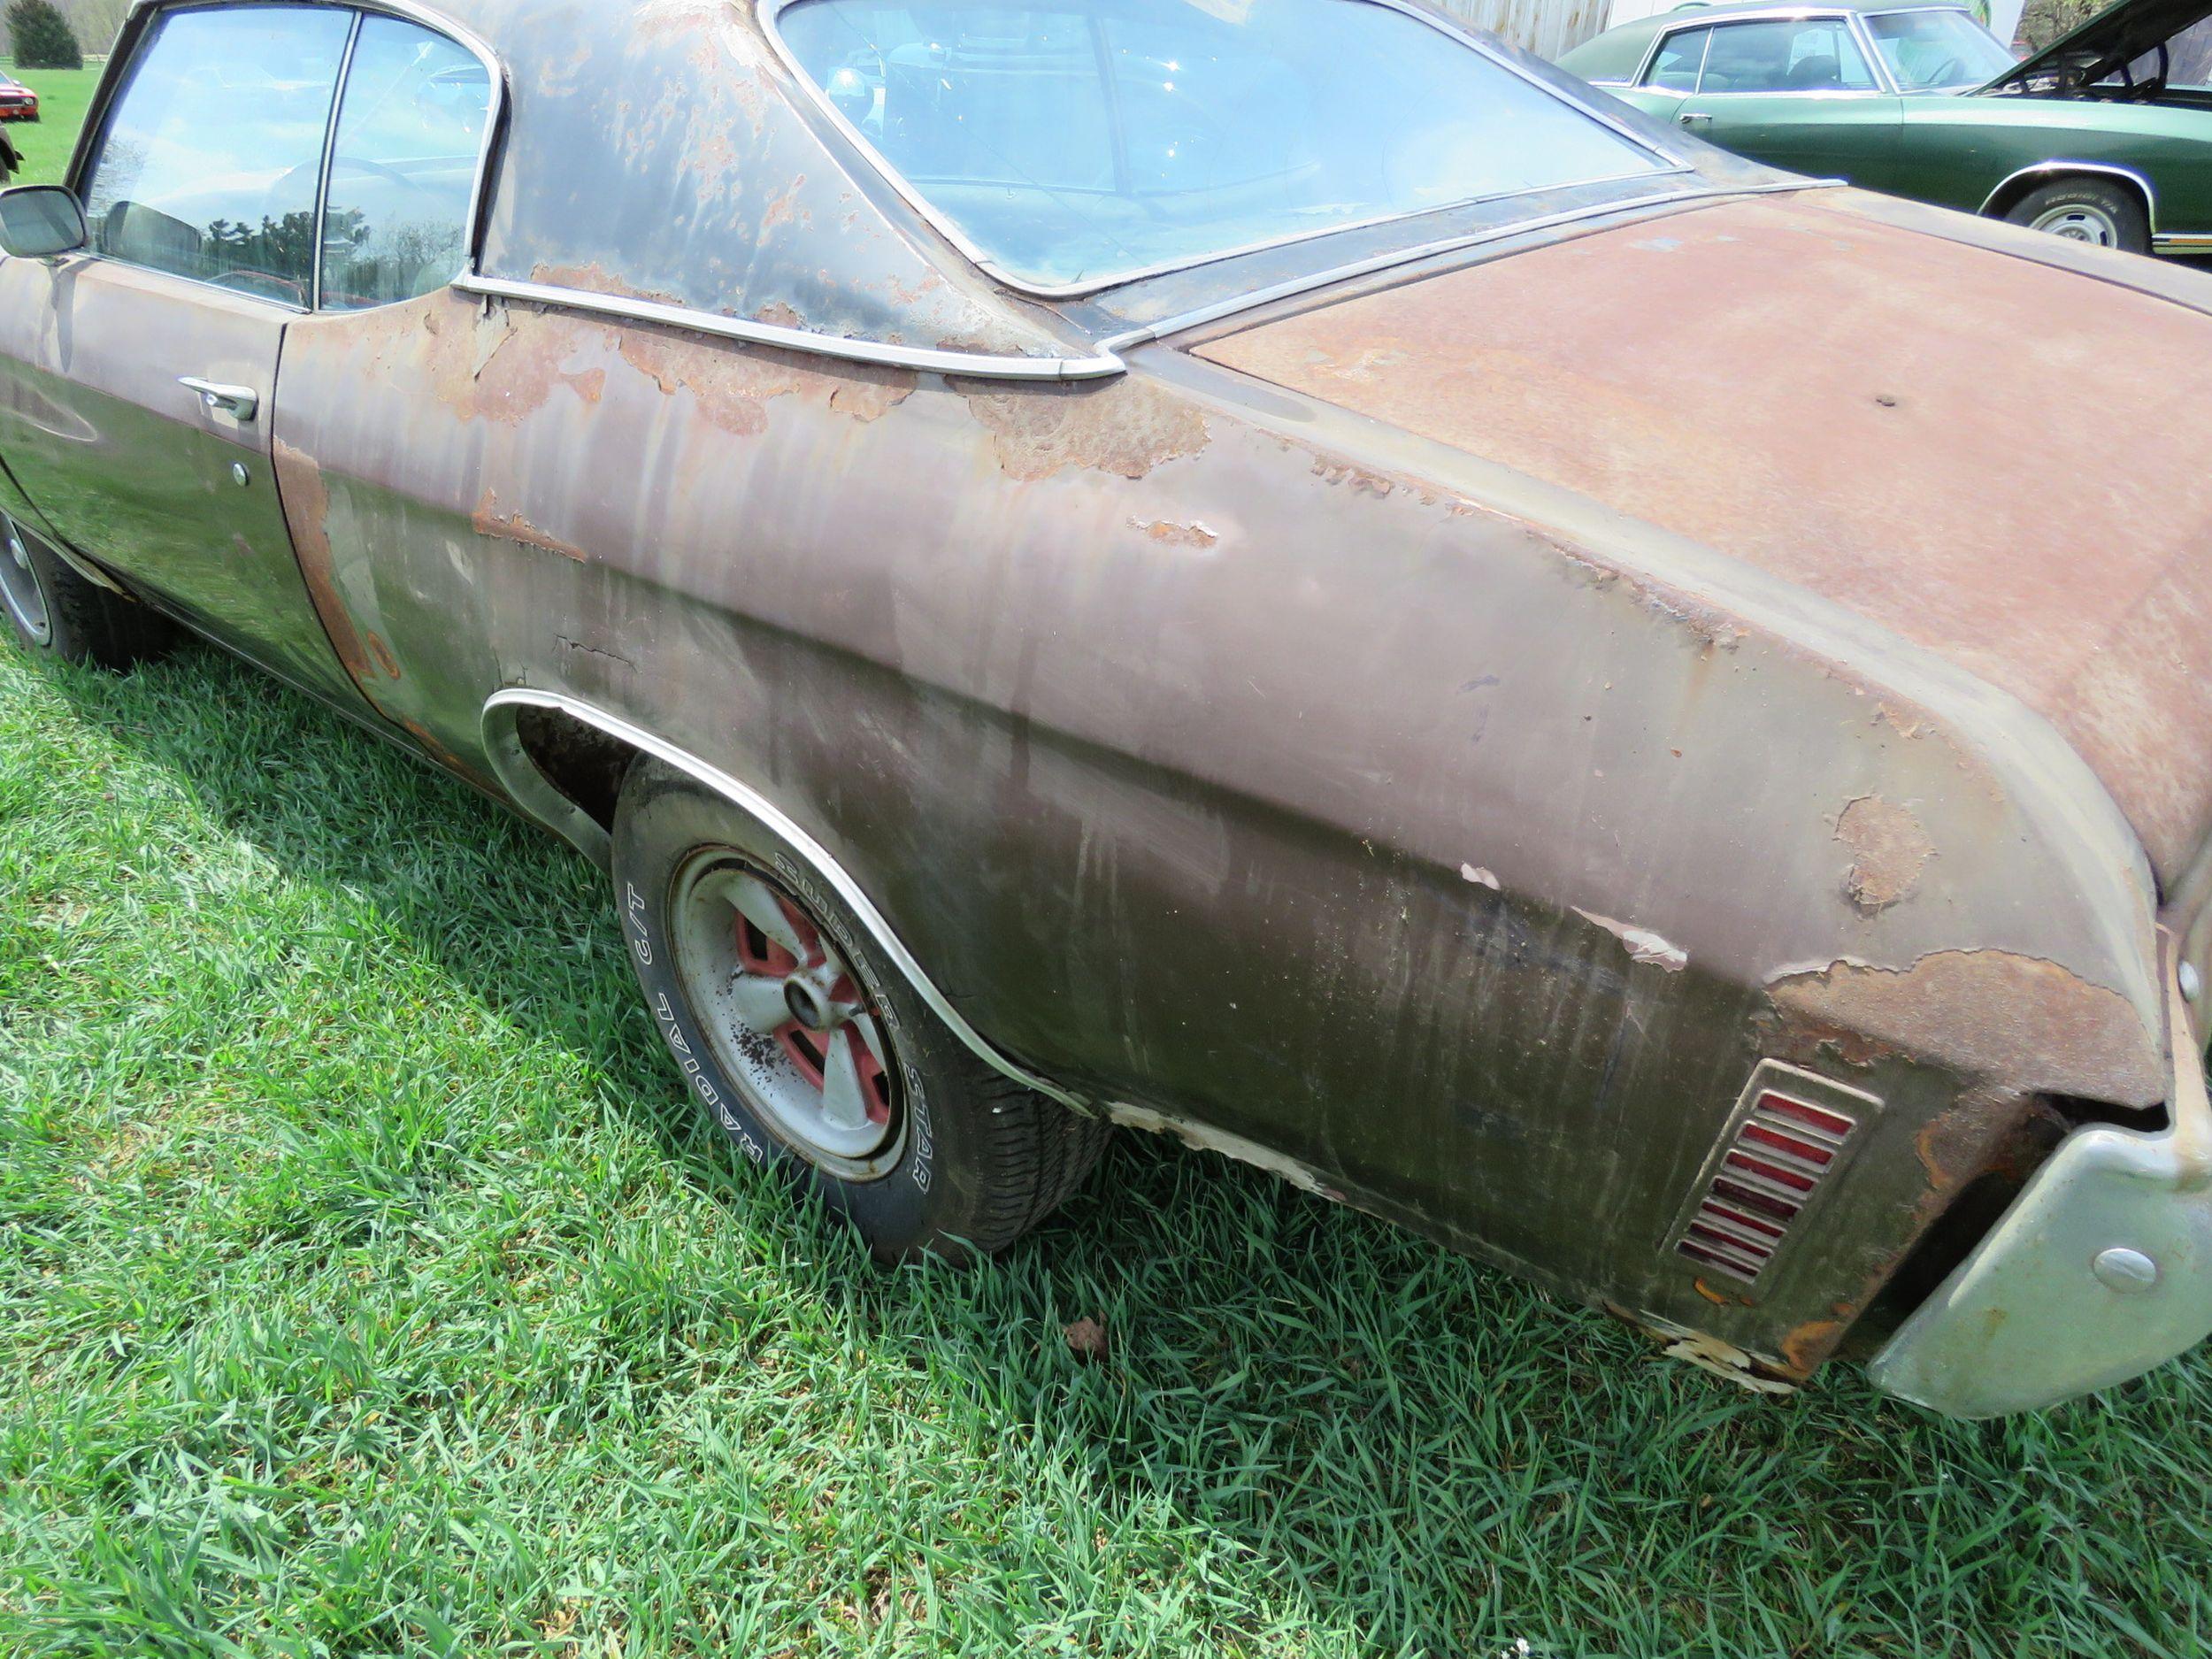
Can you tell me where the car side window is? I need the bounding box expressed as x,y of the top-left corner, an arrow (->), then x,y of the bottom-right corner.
1698,19 -> 1875,93
80,5 -> 354,305
1644,27 -> 1711,91
319,16 -> 493,312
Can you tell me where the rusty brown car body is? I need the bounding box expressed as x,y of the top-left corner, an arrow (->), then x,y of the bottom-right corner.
3,0 -> 2209,1418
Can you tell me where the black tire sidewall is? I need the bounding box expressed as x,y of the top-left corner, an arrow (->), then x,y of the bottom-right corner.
614,762 -> 1002,1258
2007,179 -> 2149,254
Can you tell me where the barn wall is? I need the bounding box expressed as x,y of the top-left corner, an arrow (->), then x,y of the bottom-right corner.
1437,0 -> 1611,60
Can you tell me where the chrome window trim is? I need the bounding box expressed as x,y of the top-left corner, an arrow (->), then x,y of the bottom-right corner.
480,688 -> 1090,1112
758,0 -> 1690,299
1634,8 -> 1900,96
1978,158 -> 2159,228
73,0 -> 511,311
452,273 -> 1127,380
1102,176 -> 1843,352
308,10 -> 365,311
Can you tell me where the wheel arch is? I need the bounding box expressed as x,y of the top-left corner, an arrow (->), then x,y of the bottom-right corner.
480,687 -> 1090,1111
1978,160 -> 2157,231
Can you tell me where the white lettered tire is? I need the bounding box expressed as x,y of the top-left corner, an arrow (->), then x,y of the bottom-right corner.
612,757 -> 1109,1260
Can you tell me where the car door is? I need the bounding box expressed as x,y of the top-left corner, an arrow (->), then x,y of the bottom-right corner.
1673,17 -> 1906,189
0,3 -> 371,703
1603,19 -> 1709,122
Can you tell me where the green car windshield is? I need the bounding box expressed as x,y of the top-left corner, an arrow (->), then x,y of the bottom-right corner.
775,0 -> 1672,291
1863,9 -> 2016,91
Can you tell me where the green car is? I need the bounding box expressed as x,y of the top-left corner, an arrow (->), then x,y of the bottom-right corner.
1557,0 -> 2212,253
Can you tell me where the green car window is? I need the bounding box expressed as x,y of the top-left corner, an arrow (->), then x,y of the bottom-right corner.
1645,26 -> 1712,90
1864,9 -> 2015,91
1697,19 -> 1875,94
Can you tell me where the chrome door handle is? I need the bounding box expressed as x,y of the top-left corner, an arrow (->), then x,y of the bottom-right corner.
1678,111 -> 1713,129
178,377 -> 258,421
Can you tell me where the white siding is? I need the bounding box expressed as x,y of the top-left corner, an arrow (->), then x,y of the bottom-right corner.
1434,0 -> 1613,61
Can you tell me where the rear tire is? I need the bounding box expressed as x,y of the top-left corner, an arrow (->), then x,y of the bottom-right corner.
2002,177 -> 2150,255
0,513 -> 174,671
612,757 -> 1109,1260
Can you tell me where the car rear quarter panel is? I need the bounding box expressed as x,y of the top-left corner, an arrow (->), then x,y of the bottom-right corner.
1895,97 -> 2212,226
271,261 -> 2165,1375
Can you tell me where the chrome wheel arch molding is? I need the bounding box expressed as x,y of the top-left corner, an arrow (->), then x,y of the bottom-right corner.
480,687 -> 1090,1112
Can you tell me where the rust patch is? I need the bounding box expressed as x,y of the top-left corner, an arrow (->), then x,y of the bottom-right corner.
1310,456 -> 1394,496
1769,950 -> 2164,1106
434,304 -> 608,426
761,173 -> 809,233
364,632 -> 402,680
617,324 -> 912,433
1129,517 -> 1218,549
473,489 -> 588,563
963,379 -> 1209,480
1193,193 -> 2212,881
1835,794 -> 1934,912
271,438 -> 383,697
1778,1318 -> 1847,1376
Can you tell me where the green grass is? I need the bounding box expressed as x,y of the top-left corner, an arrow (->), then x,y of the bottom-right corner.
0,65 -> 96,188
3,644 -> 2211,1657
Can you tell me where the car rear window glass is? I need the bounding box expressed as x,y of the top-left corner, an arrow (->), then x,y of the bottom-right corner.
81,4 -> 352,305
319,16 -> 493,311
1644,27 -> 1711,90
776,0 -> 1671,290
1695,19 -> 1876,93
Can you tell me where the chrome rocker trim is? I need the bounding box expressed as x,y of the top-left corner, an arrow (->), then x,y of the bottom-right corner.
1870,936 -> 2212,1417
480,687 -> 1090,1111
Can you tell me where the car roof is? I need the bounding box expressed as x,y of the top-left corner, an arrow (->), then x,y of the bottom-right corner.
1557,0 -> 1975,78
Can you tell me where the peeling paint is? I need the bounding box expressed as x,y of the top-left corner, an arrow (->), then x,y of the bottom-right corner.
963,380 -> 1209,480
1836,794 -> 1933,912
473,488 -> 588,562
1647,1324 -> 1799,1394
1460,864 -> 1501,889
1128,517 -> 1218,549
1106,1102 -> 1329,1194
1769,949 -> 2165,1106
1574,908 -> 1688,972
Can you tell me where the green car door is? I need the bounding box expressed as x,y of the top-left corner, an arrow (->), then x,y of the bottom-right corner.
1617,15 -> 1907,189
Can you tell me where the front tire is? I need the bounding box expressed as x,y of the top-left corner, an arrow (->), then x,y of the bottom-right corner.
612,757 -> 1108,1260
2002,177 -> 2150,255
0,514 -> 173,670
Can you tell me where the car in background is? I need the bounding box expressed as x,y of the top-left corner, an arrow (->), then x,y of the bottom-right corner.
1559,0 -> 2212,253
0,73 -> 39,123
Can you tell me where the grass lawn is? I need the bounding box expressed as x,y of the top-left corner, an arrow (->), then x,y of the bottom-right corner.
0,46 -> 2209,1659
3,646 -> 2211,1657
0,65 -> 97,188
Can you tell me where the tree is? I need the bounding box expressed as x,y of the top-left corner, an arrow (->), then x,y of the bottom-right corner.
7,0 -> 81,71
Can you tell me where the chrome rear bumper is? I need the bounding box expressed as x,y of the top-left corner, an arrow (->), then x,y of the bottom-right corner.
1871,941 -> 2212,1417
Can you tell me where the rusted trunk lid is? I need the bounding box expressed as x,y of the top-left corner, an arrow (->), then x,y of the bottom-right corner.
1194,191 -> 2212,888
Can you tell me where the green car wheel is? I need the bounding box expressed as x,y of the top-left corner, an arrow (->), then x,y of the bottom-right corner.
2003,179 -> 2149,255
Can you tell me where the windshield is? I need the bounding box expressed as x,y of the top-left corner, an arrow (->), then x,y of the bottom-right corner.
775,0 -> 1671,290
1863,9 -> 2016,89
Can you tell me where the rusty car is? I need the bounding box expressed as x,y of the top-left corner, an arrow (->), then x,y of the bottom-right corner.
2,0 -> 2209,1419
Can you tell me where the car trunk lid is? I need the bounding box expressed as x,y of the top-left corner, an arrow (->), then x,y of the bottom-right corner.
1190,191 -> 2212,887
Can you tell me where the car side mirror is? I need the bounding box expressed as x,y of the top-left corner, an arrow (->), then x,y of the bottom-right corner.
0,186 -> 88,258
